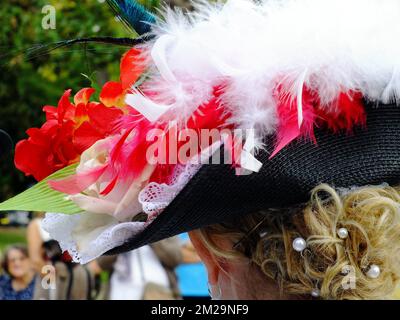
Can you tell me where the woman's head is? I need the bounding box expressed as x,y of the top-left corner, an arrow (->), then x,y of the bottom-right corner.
2,245 -> 31,279
189,183 -> 400,300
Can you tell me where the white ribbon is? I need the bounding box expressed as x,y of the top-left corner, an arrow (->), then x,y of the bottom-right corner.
151,34 -> 177,83
125,35 -> 179,122
125,93 -> 173,122
296,68 -> 308,128
236,129 -> 262,175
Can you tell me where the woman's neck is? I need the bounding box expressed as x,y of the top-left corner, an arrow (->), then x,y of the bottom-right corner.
221,259 -> 305,300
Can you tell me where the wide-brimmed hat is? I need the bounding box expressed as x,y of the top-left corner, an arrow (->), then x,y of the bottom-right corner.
3,0 -> 400,264
109,101 -> 400,254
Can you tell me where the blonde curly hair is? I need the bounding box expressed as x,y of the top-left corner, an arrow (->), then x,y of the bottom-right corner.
198,183 -> 400,299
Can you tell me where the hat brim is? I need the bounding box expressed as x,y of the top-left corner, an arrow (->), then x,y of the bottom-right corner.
107,101 -> 400,254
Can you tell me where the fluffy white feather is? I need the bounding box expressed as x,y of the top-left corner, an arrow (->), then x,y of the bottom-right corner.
135,0 -> 400,144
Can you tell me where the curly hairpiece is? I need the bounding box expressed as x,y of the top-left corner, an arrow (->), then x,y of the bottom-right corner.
199,184 -> 400,299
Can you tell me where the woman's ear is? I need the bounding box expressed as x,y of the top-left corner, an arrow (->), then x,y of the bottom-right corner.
188,230 -> 220,285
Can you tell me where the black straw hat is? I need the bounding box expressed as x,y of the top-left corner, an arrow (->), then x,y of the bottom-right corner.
108,101 -> 400,254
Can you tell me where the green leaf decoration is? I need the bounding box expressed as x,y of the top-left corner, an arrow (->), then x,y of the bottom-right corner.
0,164 -> 82,214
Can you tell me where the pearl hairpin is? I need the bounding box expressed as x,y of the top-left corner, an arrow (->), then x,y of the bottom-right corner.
311,288 -> 320,298
292,230 -> 381,282
259,229 -> 268,238
337,227 -> 349,239
292,237 -> 307,252
366,264 -> 381,279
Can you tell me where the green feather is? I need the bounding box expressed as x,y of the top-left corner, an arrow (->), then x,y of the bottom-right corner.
0,164 -> 82,214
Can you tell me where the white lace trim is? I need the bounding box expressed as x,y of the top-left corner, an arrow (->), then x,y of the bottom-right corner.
138,163 -> 201,218
42,213 -> 146,264
42,163 -> 201,264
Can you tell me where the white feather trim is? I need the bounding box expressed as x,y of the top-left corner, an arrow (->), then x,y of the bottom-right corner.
132,0 -> 400,144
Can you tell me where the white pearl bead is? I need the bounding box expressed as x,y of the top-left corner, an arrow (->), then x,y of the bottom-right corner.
258,229 -> 268,238
337,228 -> 349,239
311,288 -> 320,298
366,264 -> 381,279
292,237 -> 307,252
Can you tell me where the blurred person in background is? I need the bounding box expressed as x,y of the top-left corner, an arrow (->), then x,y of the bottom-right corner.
0,244 -> 35,300
0,253 -> 3,298
27,214 -> 95,300
27,213 -> 51,275
176,233 -> 209,299
96,236 -> 183,300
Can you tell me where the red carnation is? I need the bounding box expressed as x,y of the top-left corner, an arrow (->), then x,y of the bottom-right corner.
15,88 -> 123,181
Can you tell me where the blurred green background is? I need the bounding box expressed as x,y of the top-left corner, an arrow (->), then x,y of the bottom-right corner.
0,0 -> 160,202
0,228 -> 26,251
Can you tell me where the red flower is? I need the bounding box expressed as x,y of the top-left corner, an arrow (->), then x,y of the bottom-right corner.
15,89 -> 124,181
100,48 -> 146,109
15,48 -> 146,181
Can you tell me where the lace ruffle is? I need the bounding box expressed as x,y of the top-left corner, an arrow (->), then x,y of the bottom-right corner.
138,163 -> 201,218
42,212 -> 146,264
42,163 -> 201,263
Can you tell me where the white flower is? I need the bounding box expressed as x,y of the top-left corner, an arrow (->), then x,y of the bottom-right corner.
67,137 -> 156,222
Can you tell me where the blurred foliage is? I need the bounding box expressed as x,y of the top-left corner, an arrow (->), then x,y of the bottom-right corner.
0,227 -> 26,251
0,0 -> 160,200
